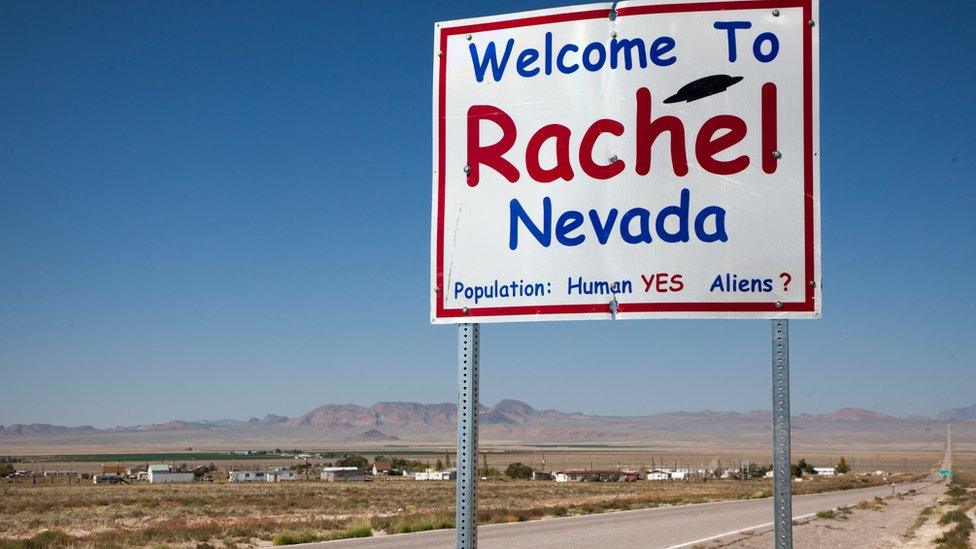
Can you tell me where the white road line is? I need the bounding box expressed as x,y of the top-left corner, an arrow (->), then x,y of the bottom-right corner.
664,513 -> 817,549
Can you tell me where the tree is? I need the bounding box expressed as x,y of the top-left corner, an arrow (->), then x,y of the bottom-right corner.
435,459 -> 444,471
0,463 -> 14,477
793,458 -> 815,477
336,454 -> 368,470
744,463 -> 768,479
505,462 -> 534,480
836,457 -> 850,474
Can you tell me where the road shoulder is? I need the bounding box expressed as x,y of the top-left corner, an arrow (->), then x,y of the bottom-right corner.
709,482 -> 944,548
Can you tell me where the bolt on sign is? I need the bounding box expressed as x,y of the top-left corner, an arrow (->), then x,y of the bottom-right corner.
431,0 -> 820,323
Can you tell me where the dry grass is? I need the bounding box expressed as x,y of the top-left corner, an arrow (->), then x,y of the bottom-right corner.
926,466 -> 976,549
951,469 -> 976,489
0,474 -> 907,547
904,504 -> 936,539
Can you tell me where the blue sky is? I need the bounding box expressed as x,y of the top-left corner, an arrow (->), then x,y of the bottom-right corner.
1,0 -> 973,427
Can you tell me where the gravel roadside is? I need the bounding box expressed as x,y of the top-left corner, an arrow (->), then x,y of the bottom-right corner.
706,481 -> 946,549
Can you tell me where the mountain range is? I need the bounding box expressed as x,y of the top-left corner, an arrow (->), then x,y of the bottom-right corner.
937,404 -> 976,421
2,399 -> 973,445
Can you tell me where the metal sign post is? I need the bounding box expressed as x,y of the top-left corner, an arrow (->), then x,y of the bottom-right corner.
456,323 -> 480,548
772,319 -> 793,548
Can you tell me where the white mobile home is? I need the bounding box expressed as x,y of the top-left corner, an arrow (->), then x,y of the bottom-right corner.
647,470 -> 670,481
267,468 -> 298,482
148,464 -> 194,484
414,468 -> 456,481
321,467 -> 365,482
228,471 -> 267,482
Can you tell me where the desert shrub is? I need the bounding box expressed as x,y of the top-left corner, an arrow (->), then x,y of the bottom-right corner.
946,486 -> 967,498
939,509 -> 972,526
389,514 -> 452,534
504,463 -> 534,480
934,508 -> 973,549
337,523 -> 371,539
3,530 -> 78,548
273,533 -> 323,545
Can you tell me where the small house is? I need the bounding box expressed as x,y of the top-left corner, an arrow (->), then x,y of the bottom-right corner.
372,459 -> 392,476
267,468 -> 298,482
126,465 -> 148,479
620,470 -> 641,482
553,469 -> 625,482
647,470 -> 671,481
93,474 -> 123,485
148,464 -> 194,484
414,468 -> 456,480
101,464 -> 125,475
228,471 -> 266,482
321,467 -> 365,482
430,469 -> 456,480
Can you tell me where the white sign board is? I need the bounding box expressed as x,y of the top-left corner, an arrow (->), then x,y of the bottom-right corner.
431,0 -> 820,323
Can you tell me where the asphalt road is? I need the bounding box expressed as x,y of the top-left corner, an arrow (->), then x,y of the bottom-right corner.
307,478 -> 939,549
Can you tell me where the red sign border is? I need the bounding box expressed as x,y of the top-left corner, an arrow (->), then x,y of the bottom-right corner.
434,0 -> 816,320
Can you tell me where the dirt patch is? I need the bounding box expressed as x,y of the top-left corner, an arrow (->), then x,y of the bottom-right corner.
713,482 -> 945,548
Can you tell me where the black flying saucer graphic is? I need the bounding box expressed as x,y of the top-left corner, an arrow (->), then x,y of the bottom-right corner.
664,74 -> 744,104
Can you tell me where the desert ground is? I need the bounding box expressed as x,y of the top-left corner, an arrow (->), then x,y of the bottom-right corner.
1,445 -> 961,548
717,467 -> 976,549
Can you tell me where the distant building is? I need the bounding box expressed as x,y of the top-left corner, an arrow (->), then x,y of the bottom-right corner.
227,468 -> 297,482
813,467 -> 836,477
267,468 -> 298,482
413,468 -> 456,481
620,470 -> 641,482
531,471 -> 553,481
321,467 -> 365,482
43,471 -> 78,478
126,465 -> 148,479
229,471 -> 266,482
148,464 -> 194,484
93,474 -> 123,485
647,470 -> 671,481
372,459 -> 393,476
553,469 -> 626,482
101,464 -> 125,475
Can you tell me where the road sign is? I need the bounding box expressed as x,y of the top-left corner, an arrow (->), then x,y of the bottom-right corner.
432,0 -> 820,323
